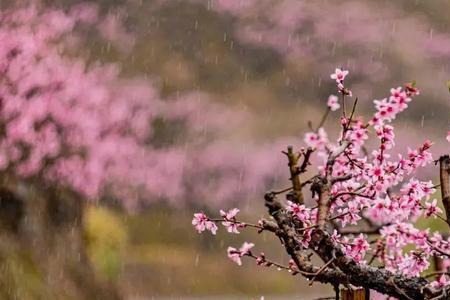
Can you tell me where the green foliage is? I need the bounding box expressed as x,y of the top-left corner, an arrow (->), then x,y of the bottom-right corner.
84,205 -> 127,281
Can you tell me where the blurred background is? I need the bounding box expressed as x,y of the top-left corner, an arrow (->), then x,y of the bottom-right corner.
1,0 -> 450,299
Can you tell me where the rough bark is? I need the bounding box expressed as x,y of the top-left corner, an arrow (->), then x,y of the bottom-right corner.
264,193 -> 439,300
439,155 -> 450,225
286,146 -> 304,204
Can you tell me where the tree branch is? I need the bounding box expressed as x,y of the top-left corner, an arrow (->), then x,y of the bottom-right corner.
264,192 -> 437,300
439,155 -> 450,226
264,193 -> 349,285
285,145 -> 304,204
309,230 -> 432,300
317,180 -> 331,230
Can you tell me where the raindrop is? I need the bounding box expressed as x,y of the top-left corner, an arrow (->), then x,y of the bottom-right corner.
378,44 -> 384,59
331,42 -> 336,57
238,169 -> 243,192
195,253 -> 200,267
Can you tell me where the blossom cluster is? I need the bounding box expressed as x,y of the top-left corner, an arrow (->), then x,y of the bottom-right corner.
227,242 -> 254,266
192,212 -> 218,235
192,208 -> 246,236
193,67 -> 450,292
331,68 -> 352,96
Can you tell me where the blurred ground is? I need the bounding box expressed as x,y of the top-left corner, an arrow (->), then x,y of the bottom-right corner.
86,205 -> 334,299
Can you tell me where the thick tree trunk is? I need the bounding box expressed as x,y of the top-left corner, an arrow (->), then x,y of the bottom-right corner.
0,181 -> 121,300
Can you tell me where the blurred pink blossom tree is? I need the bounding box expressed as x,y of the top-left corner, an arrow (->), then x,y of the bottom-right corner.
0,2 -> 299,297
0,2 -> 295,211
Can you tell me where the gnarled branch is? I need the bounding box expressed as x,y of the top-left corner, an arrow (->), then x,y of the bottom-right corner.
285,145 -> 304,204
264,192 -> 439,300
439,155 -> 450,226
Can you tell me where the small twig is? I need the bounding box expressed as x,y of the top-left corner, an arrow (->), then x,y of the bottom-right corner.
299,147 -> 314,173
368,246 -> 381,265
330,174 -> 353,185
245,252 -> 316,276
296,224 -> 318,233
330,191 -> 374,202
326,140 -> 351,176
296,214 -> 353,233
316,108 -> 331,132
271,186 -> 293,195
309,257 -> 336,285
344,152 -> 365,170
301,175 -> 320,188
342,97 -> 358,137
348,97 -> 358,122
208,218 -> 264,230
387,277 -> 414,300
426,240 -> 450,258
342,94 -> 346,117
328,212 -> 350,222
